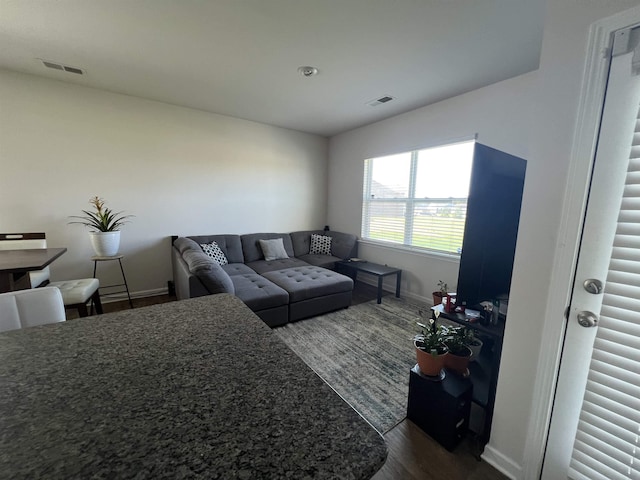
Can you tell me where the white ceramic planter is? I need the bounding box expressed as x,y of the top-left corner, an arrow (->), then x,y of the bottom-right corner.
89,231 -> 121,257
468,338 -> 484,362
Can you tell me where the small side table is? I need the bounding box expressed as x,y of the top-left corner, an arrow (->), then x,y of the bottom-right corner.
335,260 -> 402,304
407,364 -> 473,451
92,255 -> 133,308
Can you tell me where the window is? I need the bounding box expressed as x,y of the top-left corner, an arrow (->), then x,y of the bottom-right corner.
361,140 -> 475,255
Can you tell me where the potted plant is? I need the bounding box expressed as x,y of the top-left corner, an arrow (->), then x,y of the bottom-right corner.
442,325 -> 473,376
432,280 -> 448,307
414,309 -> 449,377
467,333 -> 484,362
69,196 -> 132,257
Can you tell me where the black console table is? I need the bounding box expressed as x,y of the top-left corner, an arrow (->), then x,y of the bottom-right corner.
433,304 -> 505,446
335,260 -> 401,304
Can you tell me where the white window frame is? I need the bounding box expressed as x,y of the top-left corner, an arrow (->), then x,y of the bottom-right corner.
361,140 -> 475,256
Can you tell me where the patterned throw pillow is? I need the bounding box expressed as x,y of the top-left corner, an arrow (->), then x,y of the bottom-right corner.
200,241 -> 229,266
309,234 -> 332,255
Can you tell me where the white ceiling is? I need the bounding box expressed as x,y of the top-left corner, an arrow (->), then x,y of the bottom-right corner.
0,0 -> 545,137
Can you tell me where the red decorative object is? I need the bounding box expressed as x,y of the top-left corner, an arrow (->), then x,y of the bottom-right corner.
444,293 -> 457,313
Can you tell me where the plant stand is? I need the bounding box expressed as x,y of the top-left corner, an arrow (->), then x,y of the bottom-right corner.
407,364 -> 472,451
92,254 -> 133,309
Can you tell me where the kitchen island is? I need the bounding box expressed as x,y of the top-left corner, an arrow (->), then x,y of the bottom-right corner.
0,294 -> 387,479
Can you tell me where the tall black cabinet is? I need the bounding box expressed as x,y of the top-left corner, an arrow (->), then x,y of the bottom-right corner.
454,143 -> 526,443
456,143 -> 527,310
411,143 -> 527,450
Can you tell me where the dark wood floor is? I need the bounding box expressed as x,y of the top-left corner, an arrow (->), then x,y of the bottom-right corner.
83,283 -> 506,480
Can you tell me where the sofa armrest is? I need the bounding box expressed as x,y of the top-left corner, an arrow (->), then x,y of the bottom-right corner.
183,250 -> 235,295
172,241 -> 234,299
172,246 -> 209,300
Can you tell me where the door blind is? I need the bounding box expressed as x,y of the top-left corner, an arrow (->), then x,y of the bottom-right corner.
568,107 -> 640,479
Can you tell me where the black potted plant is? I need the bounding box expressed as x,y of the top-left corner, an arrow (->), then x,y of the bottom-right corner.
414,309 -> 449,377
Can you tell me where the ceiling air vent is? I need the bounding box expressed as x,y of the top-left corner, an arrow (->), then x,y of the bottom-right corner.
366,95 -> 395,107
40,59 -> 84,75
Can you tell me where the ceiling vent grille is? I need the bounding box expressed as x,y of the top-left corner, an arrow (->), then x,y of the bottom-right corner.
367,95 -> 395,107
40,59 -> 84,75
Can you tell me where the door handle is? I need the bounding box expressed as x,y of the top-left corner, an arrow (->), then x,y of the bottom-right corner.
577,311 -> 599,328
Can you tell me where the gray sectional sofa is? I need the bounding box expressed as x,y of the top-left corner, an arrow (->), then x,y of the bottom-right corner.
171,230 -> 358,327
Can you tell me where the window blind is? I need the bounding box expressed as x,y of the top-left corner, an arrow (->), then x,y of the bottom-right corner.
361,141 -> 474,255
568,110 -> 640,479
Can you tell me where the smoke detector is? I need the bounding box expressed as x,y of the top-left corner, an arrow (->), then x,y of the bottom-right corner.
297,66 -> 319,77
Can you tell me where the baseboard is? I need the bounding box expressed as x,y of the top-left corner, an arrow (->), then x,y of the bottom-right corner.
482,444 -> 522,480
99,286 -> 169,304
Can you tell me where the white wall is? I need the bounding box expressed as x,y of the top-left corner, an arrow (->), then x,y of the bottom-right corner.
328,1 -> 640,477
329,66 -> 540,477
328,72 -> 534,302
0,70 -> 328,296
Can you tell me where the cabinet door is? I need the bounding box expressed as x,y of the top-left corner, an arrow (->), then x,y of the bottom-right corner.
456,144 -> 526,309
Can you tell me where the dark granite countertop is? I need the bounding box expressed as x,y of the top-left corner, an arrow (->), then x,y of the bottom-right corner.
0,294 -> 387,479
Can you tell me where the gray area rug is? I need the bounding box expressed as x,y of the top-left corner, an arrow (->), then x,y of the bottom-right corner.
274,296 -> 423,434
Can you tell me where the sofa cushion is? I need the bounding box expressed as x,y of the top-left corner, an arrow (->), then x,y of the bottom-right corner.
183,250 -> 234,294
309,234 -> 332,255
323,231 -> 358,259
222,263 -> 257,276
246,257 -> 310,274
258,238 -> 289,261
200,241 -> 229,266
262,266 -> 353,303
241,233 -> 295,263
290,230 -> 358,260
231,274 -> 289,311
296,253 -> 343,270
188,235 -> 244,264
174,237 -> 201,254
290,230 -> 322,257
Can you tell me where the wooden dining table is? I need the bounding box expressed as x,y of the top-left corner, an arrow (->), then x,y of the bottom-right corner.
0,248 -> 67,293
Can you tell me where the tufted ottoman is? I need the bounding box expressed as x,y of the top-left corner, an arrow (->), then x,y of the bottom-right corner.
261,266 -> 353,322
230,272 -> 289,328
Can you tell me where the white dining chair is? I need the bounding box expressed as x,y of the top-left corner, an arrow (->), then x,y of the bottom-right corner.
0,232 -> 103,317
0,287 -> 66,333
0,232 -> 50,288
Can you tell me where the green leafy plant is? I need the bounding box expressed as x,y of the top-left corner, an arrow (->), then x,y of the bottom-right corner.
437,280 -> 448,294
442,325 -> 474,356
69,196 -> 132,232
414,309 -> 448,356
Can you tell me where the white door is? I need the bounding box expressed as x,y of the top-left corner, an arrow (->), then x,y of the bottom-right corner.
541,26 -> 640,479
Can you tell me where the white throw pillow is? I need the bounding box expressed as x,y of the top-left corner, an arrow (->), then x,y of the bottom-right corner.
200,241 -> 229,266
259,238 -> 289,261
309,234 -> 332,255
